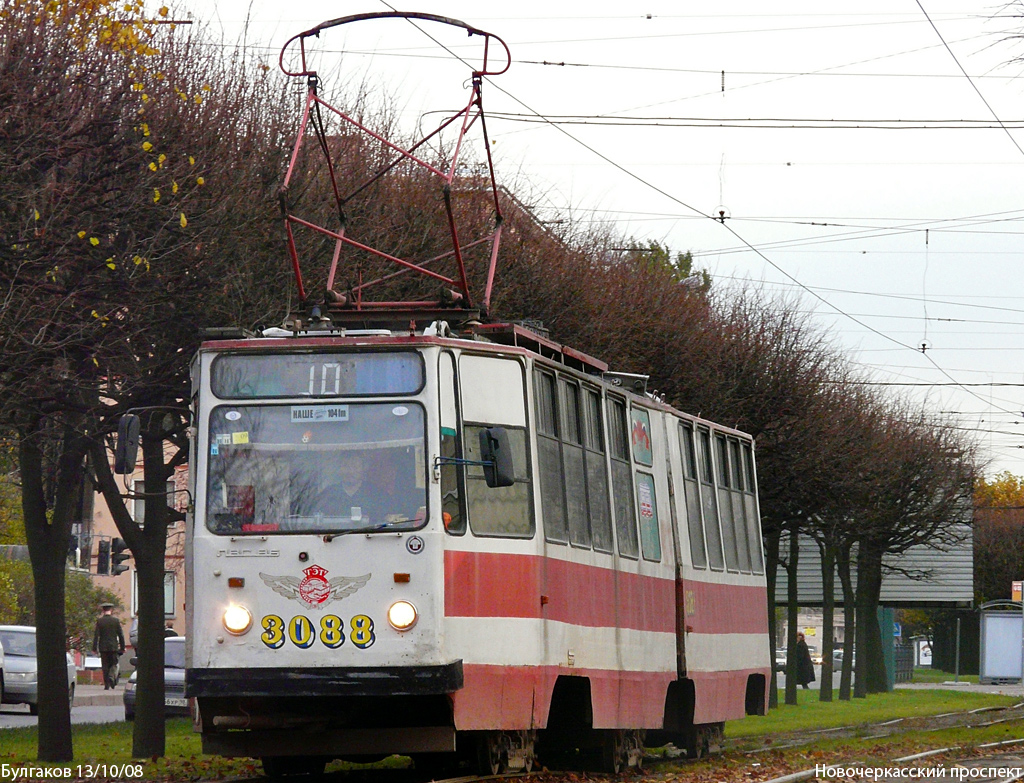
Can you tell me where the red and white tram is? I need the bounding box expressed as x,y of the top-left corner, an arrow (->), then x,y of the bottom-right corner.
184,321 -> 770,775
184,12 -> 769,775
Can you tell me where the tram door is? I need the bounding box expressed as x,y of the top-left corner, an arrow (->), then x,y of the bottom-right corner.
672,421 -> 706,677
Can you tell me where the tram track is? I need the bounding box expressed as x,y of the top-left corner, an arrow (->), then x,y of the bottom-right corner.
221,703 -> 1024,783
718,702 -> 1024,755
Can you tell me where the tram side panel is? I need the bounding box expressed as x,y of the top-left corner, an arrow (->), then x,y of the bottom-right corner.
442,352 -> 547,730
444,355 -> 680,733
673,420 -> 770,724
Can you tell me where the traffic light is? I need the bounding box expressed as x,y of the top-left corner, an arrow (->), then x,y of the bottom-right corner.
111,538 -> 131,576
97,540 -> 110,575
114,414 -> 140,474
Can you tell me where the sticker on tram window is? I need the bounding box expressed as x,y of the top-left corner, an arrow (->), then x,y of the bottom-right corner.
290,405 -> 349,423
260,614 -> 376,650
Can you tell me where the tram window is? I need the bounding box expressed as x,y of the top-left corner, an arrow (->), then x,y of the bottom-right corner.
205,402 -> 427,535
562,381 -> 582,445
560,380 -> 590,548
697,429 -> 725,569
698,429 -> 714,483
744,442 -> 756,491
440,429 -> 464,535
535,370 -> 567,543
536,371 -> 557,436
743,442 -> 765,574
716,435 -> 730,488
464,425 -> 533,538
584,390 -> 603,452
584,388 -> 613,553
730,438 -> 752,573
635,472 -> 662,562
681,424 -> 698,480
715,433 -> 740,571
439,352 -> 465,535
608,397 -> 639,558
211,351 -> 424,398
678,423 -> 707,569
731,440 -> 744,490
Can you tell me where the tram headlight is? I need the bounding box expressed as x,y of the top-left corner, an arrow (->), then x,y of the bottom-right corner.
387,600 -> 418,631
223,604 -> 253,635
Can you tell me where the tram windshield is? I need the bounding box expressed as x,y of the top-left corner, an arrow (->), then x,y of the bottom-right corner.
205,402 -> 427,535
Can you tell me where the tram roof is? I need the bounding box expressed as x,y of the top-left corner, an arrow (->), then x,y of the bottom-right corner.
196,320 -> 754,440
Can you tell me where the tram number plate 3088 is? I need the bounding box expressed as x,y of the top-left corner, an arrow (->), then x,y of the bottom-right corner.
260,614 -> 376,650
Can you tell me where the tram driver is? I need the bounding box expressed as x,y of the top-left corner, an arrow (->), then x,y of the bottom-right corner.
316,448 -> 426,527
319,450 -> 380,524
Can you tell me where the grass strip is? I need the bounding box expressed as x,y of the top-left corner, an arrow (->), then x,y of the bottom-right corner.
728,689 -> 1018,738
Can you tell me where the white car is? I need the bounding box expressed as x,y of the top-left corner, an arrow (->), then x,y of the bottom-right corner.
0,625 -> 76,714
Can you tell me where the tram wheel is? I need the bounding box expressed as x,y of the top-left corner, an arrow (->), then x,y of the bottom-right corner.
476,732 -> 507,776
684,727 -> 707,759
260,756 -> 327,779
600,730 -> 628,774
600,729 -> 644,773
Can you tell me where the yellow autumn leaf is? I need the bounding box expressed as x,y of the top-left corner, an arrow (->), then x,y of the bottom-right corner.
188,156 -> 195,165
159,5 -> 168,16
196,177 -> 204,186
77,230 -> 86,238
171,181 -> 178,194
179,213 -> 187,228
141,123 -> 150,136
33,209 -> 39,220
106,260 -> 116,270
158,153 -> 166,164
153,188 -> 160,203
149,162 -> 157,171
89,237 -> 99,245
93,358 -> 99,367
142,141 -> 152,151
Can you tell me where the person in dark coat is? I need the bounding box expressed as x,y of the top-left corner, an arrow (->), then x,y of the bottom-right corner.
92,603 -> 125,690
795,632 -> 816,689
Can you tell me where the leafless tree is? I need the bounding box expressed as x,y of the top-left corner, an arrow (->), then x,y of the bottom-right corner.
0,0 -> 293,759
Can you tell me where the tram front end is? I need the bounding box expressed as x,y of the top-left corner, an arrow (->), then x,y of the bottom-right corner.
185,341 -> 459,761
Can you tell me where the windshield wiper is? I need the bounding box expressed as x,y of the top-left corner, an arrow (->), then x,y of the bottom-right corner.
323,519 -> 413,542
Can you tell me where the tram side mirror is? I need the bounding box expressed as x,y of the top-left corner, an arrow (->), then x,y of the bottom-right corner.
114,414 -> 141,474
479,427 -> 515,488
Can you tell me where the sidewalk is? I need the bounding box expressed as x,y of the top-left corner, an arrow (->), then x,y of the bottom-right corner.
74,682 -> 125,707
779,667 -> 1024,698
895,680 -> 1024,698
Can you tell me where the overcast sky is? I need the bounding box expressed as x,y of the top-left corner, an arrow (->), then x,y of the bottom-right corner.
182,1 -> 1024,479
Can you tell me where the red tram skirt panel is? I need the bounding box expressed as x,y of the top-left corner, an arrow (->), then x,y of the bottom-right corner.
445,550 -> 769,730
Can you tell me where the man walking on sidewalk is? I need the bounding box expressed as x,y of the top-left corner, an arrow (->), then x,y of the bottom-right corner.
92,603 -> 125,690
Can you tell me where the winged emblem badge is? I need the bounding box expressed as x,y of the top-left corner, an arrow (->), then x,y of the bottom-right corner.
260,565 -> 370,608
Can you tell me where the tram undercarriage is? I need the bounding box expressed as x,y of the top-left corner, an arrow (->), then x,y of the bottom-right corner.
193,672 -> 743,777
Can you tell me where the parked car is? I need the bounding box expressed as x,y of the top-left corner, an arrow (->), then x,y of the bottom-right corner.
833,648 -> 855,668
0,625 -> 76,714
123,636 -> 187,720
774,649 -> 787,671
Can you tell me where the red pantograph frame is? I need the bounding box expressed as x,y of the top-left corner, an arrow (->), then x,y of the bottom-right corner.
277,12 -> 511,317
